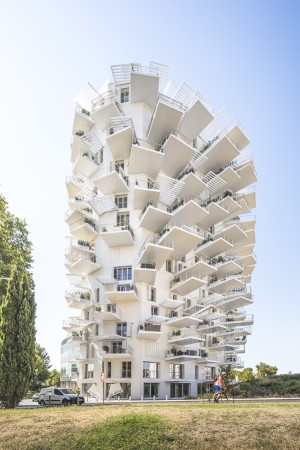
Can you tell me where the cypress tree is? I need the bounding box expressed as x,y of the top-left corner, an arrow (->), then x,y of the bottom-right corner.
0,265 -> 36,408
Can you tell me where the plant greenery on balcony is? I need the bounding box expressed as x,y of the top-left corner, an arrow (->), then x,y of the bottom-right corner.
75,130 -> 85,136
83,217 -> 96,230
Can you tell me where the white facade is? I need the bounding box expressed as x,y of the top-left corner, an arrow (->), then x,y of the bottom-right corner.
63,62 -> 257,400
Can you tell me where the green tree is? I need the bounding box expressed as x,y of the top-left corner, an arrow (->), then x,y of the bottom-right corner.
45,369 -> 60,387
234,367 -> 255,381
256,362 -> 278,378
0,265 -> 36,408
0,194 -> 33,302
30,345 -> 52,392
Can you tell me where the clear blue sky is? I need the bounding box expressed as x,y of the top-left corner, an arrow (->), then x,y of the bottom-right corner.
0,0 -> 299,373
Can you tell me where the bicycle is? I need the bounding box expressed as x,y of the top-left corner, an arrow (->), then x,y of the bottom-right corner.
199,388 -> 234,404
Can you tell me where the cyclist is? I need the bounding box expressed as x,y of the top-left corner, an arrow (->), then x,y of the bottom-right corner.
213,372 -> 226,402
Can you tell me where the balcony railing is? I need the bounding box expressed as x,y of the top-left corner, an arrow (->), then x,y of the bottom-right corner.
101,221 -> 134,239
102,344 -> 133,355
165,347 -> 202,357
138,322 -> 161,332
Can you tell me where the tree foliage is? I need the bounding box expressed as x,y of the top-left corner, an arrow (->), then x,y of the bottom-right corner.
0,265 -> 36,408
255,362 -> 278,378
30,344 -> 52,392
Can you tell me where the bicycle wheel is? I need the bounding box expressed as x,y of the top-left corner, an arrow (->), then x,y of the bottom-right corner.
220,392 -> 234,403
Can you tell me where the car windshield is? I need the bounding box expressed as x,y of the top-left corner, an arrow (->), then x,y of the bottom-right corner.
59,389 -> 76,394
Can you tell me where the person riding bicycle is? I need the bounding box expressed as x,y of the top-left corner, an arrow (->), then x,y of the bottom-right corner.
213,372 -> 226,402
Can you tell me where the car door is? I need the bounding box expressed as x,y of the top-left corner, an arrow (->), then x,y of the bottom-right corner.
52,389 -> 63,405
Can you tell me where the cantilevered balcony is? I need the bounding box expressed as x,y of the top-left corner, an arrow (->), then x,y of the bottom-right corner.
65,332 -> 86,345
91,90 -> 123,130
157,221 -> 204,261
137,322 -> 162,341
138,236 -> 173,270
65,239 -> 101,275
73,148 -> 101,178
133,179 -> 160,210
217,326 -> 252,339
223,313 -> 254,327
214,222 -> 248,246
101,343 -> 133,359
69,217 -> 98,241
230,160 -> 257,192
170,270 -> 206,296
176,256 -> 217,278
148,94 -> 185,145
216,165 -> 242,192
100,221 -> 134,247
106,116 -> 135,160
92,162 -> 129,195
167,328 -> 205,346
210,291 -> 254,312
195,236 -> 233,259
207,273 -> 245,294
165,346 -> 203,362
66,173 -> 93,199
104,283 -> 138,302
207,338 -> 235,352
177,170 -> 207,199
72,105 -> 94,135
94,304 -> 121,321
160,298 -> 185,310
197,134 -> 241,175
211,256 -> 244,277
134,260 -> 157,284
128,143 -> 164,180
130,69 -> 159,109
178,98 -> 213,141
65,202 -> 96,226
65,289 -> 92,310
160,133 -> 197,178
139,201 -> 172,233
166,313 -> 202,329
62,317 -> 95,332
197,200 -> 229,229
168,198 -> 208,227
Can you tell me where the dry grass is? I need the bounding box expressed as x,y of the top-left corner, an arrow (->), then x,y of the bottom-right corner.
0,403 -> 299,449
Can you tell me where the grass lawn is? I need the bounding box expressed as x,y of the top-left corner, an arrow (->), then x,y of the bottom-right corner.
0,403 -> 299,449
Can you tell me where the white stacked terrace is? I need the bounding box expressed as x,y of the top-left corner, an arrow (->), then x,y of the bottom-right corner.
63,62 -> 257,401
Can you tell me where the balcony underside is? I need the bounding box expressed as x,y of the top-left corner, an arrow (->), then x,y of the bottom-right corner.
168,335 -> 204,346
214,260 -> 244,276
66,297 -> 91,310
73,110 -> 94,135
218,167 -> 241,191
231,163 -> 257,192
200,136 -> 240,174
178,172 -> 207,198
92,102 -> 122,130
139,242 -> 173,270
208,277 -> 245,294
139,206 -> 172,233
105,290 -> 138,302
215,224 -> 247,245
133,186 -> 160,210
159,226 -> 203,261
130,72 -> 159,109
218,196 -> 241,218
94,310 -> 121,321
166,316 -> 201,328
106,126 -> 134,160
93,171 -> 129,195
137,330 -> 162,341
171,200 -> 208,226
208,344 -> 236,351
102,351 -> 132,360
171,277 -> 206,296
68,259 -> 101,275
219,294 -> 253,311
178,99 -> 213,141
148,101 -> 183,144
134,267 -> 156,284
161,134 -> 197,178
70,224 -> 98,241
177,260 -> 217,277
128,144 -> 164,180
160,298 -> 185,309
198,202 -> 229,229
165,353 -> 201,362
195,237 -> 233,259
73,155 -> 99,178
101,229 -> 134,247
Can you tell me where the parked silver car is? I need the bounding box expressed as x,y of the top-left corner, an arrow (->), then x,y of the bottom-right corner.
32,393 -> 40,402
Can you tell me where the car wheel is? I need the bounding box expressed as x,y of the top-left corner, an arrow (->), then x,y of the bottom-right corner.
39,400 -> 45,406
62,399 -> 69,407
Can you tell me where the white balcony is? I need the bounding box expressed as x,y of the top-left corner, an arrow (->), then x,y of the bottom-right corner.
168,199 -> 208,226
100,222 -> 134,247
93,162 -> 129,195
139,203 -> 172,233
106,117 -> 135,160
197,201 -> 229,229
161,134 -> 197,178
94,304 -> 121,321
217,166 -> 242,191
214,223 -> 248,245
65,203 -> 96,226
158,222 -> 204,261
134,260 -> 157,284
133,179 -> 160,210
101,343 -> 133,359
176,258 -> 217,277
178,99 -> 213,141
198,134 -> 241,175
195,237 -> 233,259
231,160 -> 257,192
62,317 -> 95,332
208,274 -> 245,294
148,95 -> 185,144
69,218 -> 98,241
72,105 -> 94,135
165,347 -> 203,362
131,71 -> 159,109
91,90 -> 123,130
138,237 -> 173,270
66,252 -> 101,275
73,150 -> 100,178
177,171 -> 207,198
211,257 -> 244,277
170,270 -> 206,296
65,289 -> 91,310
160,298 -> 185,310
216,292 -> 253,312
223,314 -> 254,327
168,328 -> 205,346
128,143 -> 164,180
105,284 -> 138,302
137,322 -> 162,341
166,315 -> 202,328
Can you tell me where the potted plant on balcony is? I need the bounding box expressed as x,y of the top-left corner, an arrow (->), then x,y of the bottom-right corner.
102,345 -> 109,353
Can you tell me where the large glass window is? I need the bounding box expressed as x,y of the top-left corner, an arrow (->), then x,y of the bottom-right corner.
166,259 -> 172,272
144,383 -> 158,398
170,383 -> 190,398
116,322 -> 127,337
122,362 -> 131,378
143,362 -> 159,378
170,364 -> 184,379
117,212 -> 130,227
149,287 -> 156,302
115,194 -> 128,209
114,266 -> 132,281
121,87 -> 129,103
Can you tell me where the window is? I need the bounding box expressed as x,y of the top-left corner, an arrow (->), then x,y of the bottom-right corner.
170,383 -> 189,398
195,365 -> 199,380
95,324 -> 99,336
115,194 -> 128,209
186,298 -> 191,308
170,364 -> 184,379
149,287 -> 156,302
112,342 -> 123,353
172,294 -> 177,300
84,364 -> 94,379
114,266 -> 132,281
122,362 -> 131,378
115,160 -> 125,171
117,212 -> 130,227
98,148 -> 104,165
96,288 -> 100,303
143,362 -> 159,378
117,284 -> 132,291
107,362 -> 111,378
151,305 -> 158,316
166,259 -> 172,272
144,383 -> 158,398
121,87 -> 129,103
116,322 -> 127,337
